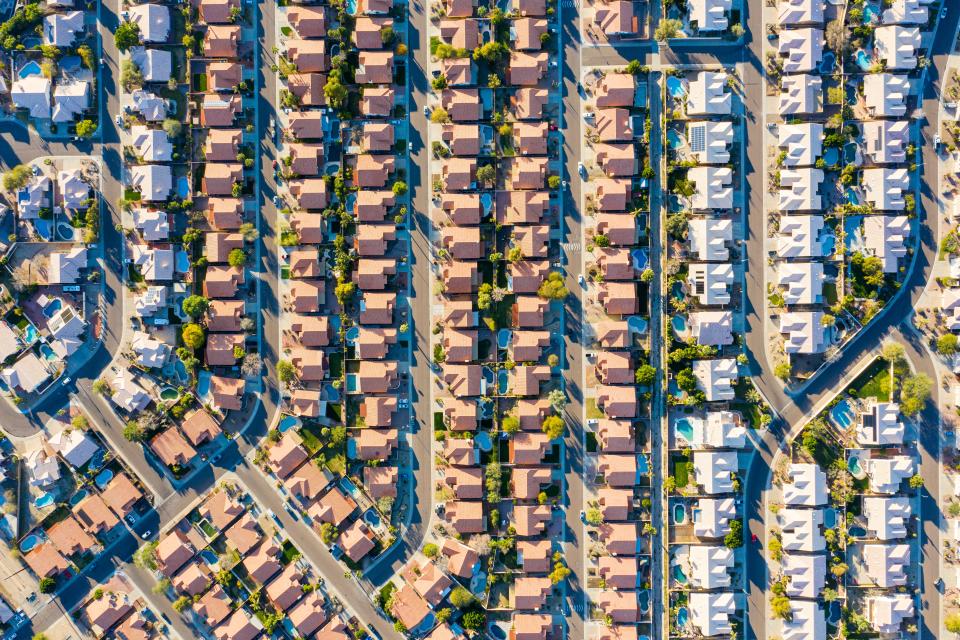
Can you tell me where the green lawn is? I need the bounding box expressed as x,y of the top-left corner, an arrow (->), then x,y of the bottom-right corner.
279,540 -> 301,565
849,358 -> 891,401
673,460 -> 691,488
299,422 -> 323,454
585,398 -> 604,420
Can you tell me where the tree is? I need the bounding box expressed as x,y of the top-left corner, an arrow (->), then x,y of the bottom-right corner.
537,272 -> 568,300
133,541 -> 159,570
585,508 -> 603,526
473,41 -> 508,62
181,323 -> 206,350
239,222 -> 259,242
75,119 -> 96,138
241,352 -> 262,377
502,415 -> 520,434
152,578 -> 171,594
770,595 -> 792,620
547,389 -> 567,413
123,422 -> 145,442
730,23 -> 744,37
120,59 -> 143,91
723,519 -> 742,548
477,283 -> 493,310
2,165 -> 32,192
277,359 -> 296,383
181,295 -> 209,318
908,474 -> 924,489
71,414 -> 88,429
625,59 -> 643,75
171,596 -> 191,612
92,378 -> 111,395
654,18 -> 682,41
900,373 -> 932,417
946,613 -> 960,634
392,181 -> 407,196
227,248 -> 247,267
547,175 -> 561,189
774,361 -> 792,381
476,164 -> 496,185
160,117 -> 182,139
676,368 -> 697,393
435,608 -> 452,624
462,611 -> 485,631
548,561 -> 571,584
882,341 -> 905,365
449,586 -> 473,608
423,543 -> 439,558
430,107 -> 451,123
939,333 -> 959,356
324,71 -> 349,109
38,577 -> 56,594
542,415 -> 565,440
635,364 -> 656,386
114,21 -> 140,50
640,268 -> 653,283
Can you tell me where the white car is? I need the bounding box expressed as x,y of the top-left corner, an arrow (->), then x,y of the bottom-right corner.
935,134 -> 942,146
115,115 -> 123,127
577,274 -> 585,285
942,6 -> 947,18
408,142 -> 413,151
577,162 -> 585,176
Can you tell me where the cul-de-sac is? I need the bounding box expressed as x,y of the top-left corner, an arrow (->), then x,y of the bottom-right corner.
0,0 -> 953,638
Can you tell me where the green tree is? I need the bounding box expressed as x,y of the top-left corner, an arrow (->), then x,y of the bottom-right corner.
502,415 -> 520,434
181,323 -> 206,350
585,508 -> 603,526
946,613 -> 960,634
92,378 -> 111,395
476,164 -> 496,185
324,70 -> 349,109
547,389 -> 567,413
542,415 -> 565,440
548,561 -> 571,584
392,181 -> 408,196
640,268 -> 653,283
900,373 -> 932,417
277,359 -> 296,383
114,21 -> 140,50
939,333 -> 959,356
123,422 -> 146,442
908,474 -> 924,490
774,361 -> 792,381
75,119 -> 97,138
120,59 -> 143,91
724,519 -> 743,548
162,118 -> 183,139
654,18 -> 682,41
430,107 -> 450,123
635,364 -> 656,386
171,596 -> 191,612
473,41 -> 508,62
227,248 -> 247,267
134,541 -> 159,570
625,59 -> 643,75
770,595 -> 792,620
537,272 -> 568,300
38,577 -> 56,594
449,586 -> 473,608
423,543 -> 439,558
882,341 -> 906,364
2,165 -> 32,192
547,175 -> 561,189
462,611 -> 485,631
182,295 -> 209,318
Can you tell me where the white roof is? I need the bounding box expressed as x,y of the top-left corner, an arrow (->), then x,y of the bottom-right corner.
688,592 -> 737,637
24,445 -> 60,486
688,217 -> 732,261
12,75 -> 52,119
779,507 -> 825,552
688,263 -> 734,306
136,285 -> 168,317
687,0 -> 731,31
52,79 -> 90,123
863,120 -> 909,164
130,164 -> 173,202
131,89 -> 168,121
864,74 -> 909,117
678,411 -> 745,448
865,593 -> 914,634
857,402 -> 904,446
687,71 -> 732,116
131,125 -> 173,162
43,10 -> 84,47
864,455 -> 915,495
874,25 -> 920,70
1,352 -> 50,394
777,0 -> 824,25
782,553 -> 826,598
693,497 -> 736,539
864,495 -> 911,540
779,167 -> 824,211
778,122 -> 824,167
687,121 -> 733,165
690,310 -> 734,346
882,0 -> 933,24
130,46 -> 173,83
782,600 -> 826,640
47,305 -> 86,358
58,169 -> 89,209
132,245 -> 175,281
688,166 -> 733,210
111,369 -> 151,412
861,543 -> 910,587
779,74 -> 821,115
131,330 -> 170,368
783,463 -> 828,506
863,215 -> 910,273
778,215 -> 825,259
685,545 -> 734,589
18,174 -> 51,219
693,450 -> 738,494
132,208 -> 170,241
48,429 -> 99,468
780,311 -> 828,354
863,168 -> 910,211
776,262 -> 823,305
128,3 -> 171,42
49,247 -> 88,284
692,358 -> 738,402
0,323 -> 21,363
778,27 -> 824,73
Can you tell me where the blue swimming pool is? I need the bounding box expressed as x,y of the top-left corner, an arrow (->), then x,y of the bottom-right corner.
475,431 -> 492,452
279,415 -> 301,433
667,129 -> 684,149
69,489 -> 88,506
39,344 -> 55,361
848,525 -> 866,537
862,4 -> 878,23
345,193 -> 357,214
364,509 -> 381,526
631,248 -> 648,271
844,142 -> 858,165
479,398 -> 493,419
19,534 -> 40,553
666,76 -> 686,98
673,564 -> 688,584
175,251 -> 190,274
830,399 -> 855,429
823,147 -> 839,166
18,61 -> 41,79
819,51 -> 835,74
824,508 -> 837,529
42,299 -> 62,318
671,315 -> 687,336
627,316 -> 648,334
845,188 -> 860,205
197,371 -> 212,399
848,456 -> 863,476
677,606 -> 689,627
345,326 -> 359,345
175,360 -> 188,382
675,418 -> 695,443
56,223 -> 74,241
345,0 -> 357,13
346,373 -> 359,393
339,476 -> 359,497
199,549 -> 219,565
497,369 -> 508,395
672,503 -> 686,524
176,177 -> 190,200
480,192 -> 493,212
855,49 -> 872,71
33,218 -> 51,241
23,324 -> 38,344
34,494 -> 54,508
497,329 -> 512,350
95,469 -> 114,489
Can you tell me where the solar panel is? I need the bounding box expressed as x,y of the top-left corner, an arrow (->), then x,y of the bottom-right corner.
689,124 -> 706,153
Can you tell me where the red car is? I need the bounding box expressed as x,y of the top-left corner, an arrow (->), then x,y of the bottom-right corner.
751,534 -> 759,543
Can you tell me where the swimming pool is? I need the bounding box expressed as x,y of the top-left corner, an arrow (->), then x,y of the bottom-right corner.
34,493 -> 55,508
480,192 -> 493,212
497,369 -> 508,395
197,371 -> 212,399
671,315 -> 687,336
855,49 -> 872,71
630,248 -> 648,271
160,387 -> 178,401
676,606 -> 689,627
819,51 -> 835,74
346,373 -> 359,393
497,329 -> 512,350
23,325 -> 38,344
672,503 -> 686,524
844,142 -> 858,165
848,456 -> 864,477
667,129 -> 684,149
675,418 -> 695,443
848,525 -> 866,537
666,76 -> 686,98
862,3 -> 878,23
363,509 -> 381,526
339,476 -> 359,497
845,188 -> 860,206
19,534 -> 40,553
18,61 -> 41,79
479,398 -> 494,419
279,415 -> 301,433
95,468 -> 114,489
475,431 -> 492,452
39,344 -> 56,361
824,508 -> 837,529
42,298 -> 62,319
345,0 -> 357,14
69,489 -> 88,506
627,316 -> 648,334
175,251 -> 190,274
56,223 -> 75,241
345,326 -> 360,345
830,399 -> 855,429
823,147 -> 839,165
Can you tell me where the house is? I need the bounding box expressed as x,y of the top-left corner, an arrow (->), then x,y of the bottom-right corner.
778,0 -> 824,25
689,592 -> 737,637
151,428 -> 197,468
287,6 -> 327,37
207,299 -> 244,332
776,262 -> 824,304
597,281 -> 638,315
865,594 -> 914,634
204,24 -> 240,56
512,614 -> 551,640
289,592 -> 328,637
244,541 -> 282,582
864,73 -> 909,117
782,553 -> 826,598
780,311 -> 828,354
864,456 -> 915,494
687,71 -> 731,115
686,121 -> 733,164
131,89 -> 168,121
287,72 -> 326,106
205,128 -> 241,162
781,601 -> 825,640
173,561 -> 212,596
44,11 -> 84,47
676,411 -> 745,448
691,310 -> 734,346
286,39 -> 328,73
181,409 -> 222,447
209,374 -> 245,411
361,86 -> 395,115
24,543 -> 69,578
778,215 -> 825,258
513,87 -> 549,119
778,122 -> 824,167
404,561 -> 453,606
353,428 -> 398,460
861,543 -> 910,587
783,463 -> 827,506
129,164 -> 172,201
128,3 -> 170,42
513,504 -> 551,537
693,497 -> 737,538
688,166 -> 733,210
200,490 -> 244,532
863,167 -> 910,211
310,487 -> 357,525
693,450 -> 738,494
110,369 -> 150,412
441,539 -> 480,578
84,590 -> 134,636
779,74 -> 822,115
215,610 -> 260,640
444,500 -> 486,534
515,577 -> 551,610
863,215 -> 910,272
355,51 -> 394,84
269,432 -> 308,478
266,564 -> 304,611
442,88 -> 482,121
47,515 -> 96,557
684,544 -> 734,589
131,125 -> 173,163
688,217 -> 732,261
290,389 -> 321,417
101,474 -> 143,518
52,79 -> 90,123
513,17 -> 547,49
207,197 -> 244,229
131,47 -> 173,83
518,539 -> 552,573
597,419 -> 634,453
337,520 -> 376,561
593,0 -> 636,35
857,402 -> 904,446
779,507 -> 825,552
12,75 -> 52,119
364,466 -> 398,498
509,51 -> 549,85
198,0 -> 240,23
49,245 -> 88,284
596,384 -> 637,418
688,0 -> 731,31
863,119 -> 909,164
156,529 -> 196,576
779,167 -> 823,211
201,93 -> 242,127
874,25 -> 920,69
883,0 -> 932,24
195,585 -> 233,629
779,27 -> 823,72
687,263 -> 733,305
595,72 -> 636,108
598,454 -> 638,487
439,17 -> 479,49
390,584 -> 432,635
